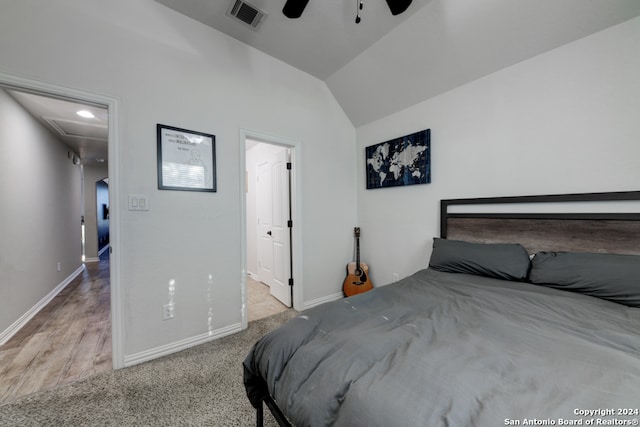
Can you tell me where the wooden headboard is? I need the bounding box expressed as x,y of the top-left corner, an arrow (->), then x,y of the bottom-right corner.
440,191 -> 640,255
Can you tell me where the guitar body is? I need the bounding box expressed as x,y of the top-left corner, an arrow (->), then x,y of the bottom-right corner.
343,261 -> 373,297
343,227 -> 373,297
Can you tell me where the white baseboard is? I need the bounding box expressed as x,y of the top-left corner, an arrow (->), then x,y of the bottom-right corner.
123,322 -> 243,367
303,292 -> 343,310
0,265 -> 85,346
85,244 -> 109,263
124,293 -> 343,367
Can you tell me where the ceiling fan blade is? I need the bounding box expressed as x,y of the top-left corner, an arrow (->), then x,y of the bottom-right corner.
282,0 -> 310,18
385,0 -> 412,15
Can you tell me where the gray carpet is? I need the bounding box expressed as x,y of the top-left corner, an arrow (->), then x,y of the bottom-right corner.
0,310 -> 298,426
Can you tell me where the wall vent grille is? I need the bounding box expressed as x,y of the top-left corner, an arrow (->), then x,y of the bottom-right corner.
227,0 -> 266,30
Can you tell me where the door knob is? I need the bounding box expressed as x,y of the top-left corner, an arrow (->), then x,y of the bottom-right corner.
267,231 -> 272,236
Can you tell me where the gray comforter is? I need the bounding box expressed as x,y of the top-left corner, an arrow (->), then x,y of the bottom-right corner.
243,269 -> 640,426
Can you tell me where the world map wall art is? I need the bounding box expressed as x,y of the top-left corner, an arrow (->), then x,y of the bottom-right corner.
365,129 -> 430,189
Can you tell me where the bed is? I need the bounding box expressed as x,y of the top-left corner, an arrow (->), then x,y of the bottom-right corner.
243,191 -> 640,427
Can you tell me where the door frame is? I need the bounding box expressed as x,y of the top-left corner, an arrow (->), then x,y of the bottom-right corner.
240,129 -> 303,329
0,71 -> 124,369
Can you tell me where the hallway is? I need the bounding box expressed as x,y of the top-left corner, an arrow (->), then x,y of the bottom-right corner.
0,253 -> 111,402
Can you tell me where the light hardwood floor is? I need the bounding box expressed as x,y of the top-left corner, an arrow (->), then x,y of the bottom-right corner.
0,252 -> 112,403
0,256 -> 288,403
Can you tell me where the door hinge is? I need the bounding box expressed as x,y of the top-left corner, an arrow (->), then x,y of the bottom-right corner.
287,220 -> 293,228
288,278 -> 294,287
286,162 -> 292,170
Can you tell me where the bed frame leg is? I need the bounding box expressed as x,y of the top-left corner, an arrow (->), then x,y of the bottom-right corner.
256,401 -> 264,427
264,395 -> 293,427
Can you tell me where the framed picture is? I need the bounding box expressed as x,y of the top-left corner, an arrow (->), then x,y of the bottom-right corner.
366,129 -> 430,189
157,124 -> 216,192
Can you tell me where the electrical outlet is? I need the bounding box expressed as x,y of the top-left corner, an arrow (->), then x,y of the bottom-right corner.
163,303 -> 175,320
392,273 -> 399,282
57,262 -> 61,272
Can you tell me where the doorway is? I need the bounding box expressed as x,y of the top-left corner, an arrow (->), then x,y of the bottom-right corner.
96,178 -> 110,257
0,72 -> 122,376
241,130 -> 302,328
255,143 -> 291,306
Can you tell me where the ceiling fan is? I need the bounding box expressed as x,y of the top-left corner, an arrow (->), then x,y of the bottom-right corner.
283,0 -> 413,21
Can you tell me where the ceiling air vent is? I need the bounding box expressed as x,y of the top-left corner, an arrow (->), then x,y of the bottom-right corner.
227,0 -> 267,30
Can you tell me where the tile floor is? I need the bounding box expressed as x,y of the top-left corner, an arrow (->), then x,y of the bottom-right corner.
247,277 -> 290,321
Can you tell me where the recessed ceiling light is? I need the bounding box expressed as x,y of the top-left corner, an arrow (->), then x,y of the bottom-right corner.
76,110 -> 95,119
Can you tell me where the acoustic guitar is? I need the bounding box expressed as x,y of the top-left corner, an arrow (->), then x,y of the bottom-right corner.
343,227 -> 373,297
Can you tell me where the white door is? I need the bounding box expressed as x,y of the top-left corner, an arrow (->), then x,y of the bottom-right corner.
256,148 -> 291,307
256,160 -> 274,286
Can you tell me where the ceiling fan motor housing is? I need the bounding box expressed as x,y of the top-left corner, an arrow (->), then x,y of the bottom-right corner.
282,0 -> 412,19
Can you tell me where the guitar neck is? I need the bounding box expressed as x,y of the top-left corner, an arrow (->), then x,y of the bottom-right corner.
354,227 -> 362,269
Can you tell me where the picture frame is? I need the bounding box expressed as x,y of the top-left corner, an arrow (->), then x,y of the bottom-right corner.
365,129 -> 430,189
157,124 -> 216,192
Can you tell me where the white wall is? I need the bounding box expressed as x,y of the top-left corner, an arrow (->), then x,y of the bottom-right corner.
356,17 -> 640,286
0,0 -> 356,360
0,89 -> 82,334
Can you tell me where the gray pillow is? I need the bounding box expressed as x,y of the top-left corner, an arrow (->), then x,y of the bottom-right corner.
428,238 -> 531,281
529,251 -> 640,307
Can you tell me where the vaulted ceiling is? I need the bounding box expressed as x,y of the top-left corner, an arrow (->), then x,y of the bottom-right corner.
155,0 -> 640,126
6,0 -> 640,161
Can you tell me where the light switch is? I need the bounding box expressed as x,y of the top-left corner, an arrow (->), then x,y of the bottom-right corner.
128,194 -> 149,211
